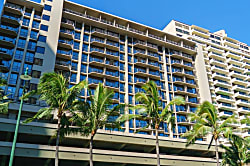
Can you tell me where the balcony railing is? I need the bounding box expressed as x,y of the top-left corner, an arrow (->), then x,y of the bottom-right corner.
55,61 -> 71,67
0,48 -> 13,55
0,24 -> 18,33
57,50 -> 72,56
90,47 -> 104,53
5,3 -> 23,12
2,15 -> 20,22
89,56 -> 104,63
0,36 -> 15,44
58,39 -> 73,45
61,18 -> 74,26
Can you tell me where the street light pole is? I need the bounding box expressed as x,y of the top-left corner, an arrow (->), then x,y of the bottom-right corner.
9,67 -> 32,166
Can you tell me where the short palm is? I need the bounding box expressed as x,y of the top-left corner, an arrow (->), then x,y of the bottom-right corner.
182,101 -> 237,166
220,135 -> 250,166
23,72 -> 86,166
69,83 -> 122,166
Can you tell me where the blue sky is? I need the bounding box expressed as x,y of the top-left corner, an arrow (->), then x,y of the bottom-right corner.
1,0 -> 250,44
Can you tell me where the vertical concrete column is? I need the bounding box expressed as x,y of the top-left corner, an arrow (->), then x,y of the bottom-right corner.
195,45 -> 212,103
124,35 -> 129,133
76,23 -> 85,83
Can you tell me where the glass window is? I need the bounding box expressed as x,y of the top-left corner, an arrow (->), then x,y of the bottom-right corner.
120,73 -> 124,81
32,21 -> 40,29
36,46 -> 45,54
81,64 -> 87,73
20,28 -> 28,37
34,58 -> 43,66
72,52 -> 78,60
15,50 -> 23,60
71,62 -> 78,71
9,73 -> 18,85
44,4 -> 52,11
22,18 -> 30,26
12,61 -> 21,72
74,42 -> 80,50
27,41 -> 36,51
70,73 -> 77,82
17,39 -> 26,48
38,35 -> 47,42
75,32 -> 81,40
30,30 -> 38,39
23,63 -> 32,74
31,70 -> 41,78
25,52 -> 34,63
40,24 -> 48,31
42,14 -> 50,21
82,54 -> 88,62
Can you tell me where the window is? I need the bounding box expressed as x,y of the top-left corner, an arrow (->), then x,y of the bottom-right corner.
71,62 -> 78,71
20,28 -> 28,37
82,54 -> 88,62
30,30 -> 38,39
44,4 -> 52,11
15,50 -> 23,60
6,86 -> 16,99
32,71 -> 41,78
32,21 -> 40,29
12,61 -> 21,72
72,52 -> 78,60
40,24 -> 48,31
9,74 -> 18,85
23,64 -> 32,74
34,58 -> 43,66
17,39 -> 26,48
47,0 -> 53,1
27,41 -> 36,51
42,14 -> 50,21
25,52 -> 34,63
81,64 -> 87,73
38,35 -> 47,42
36,46 -> 45,54
22,18 -> 30,26
70,73 -> 77,82
75,32 -> 81,40
74,42 -> 80,50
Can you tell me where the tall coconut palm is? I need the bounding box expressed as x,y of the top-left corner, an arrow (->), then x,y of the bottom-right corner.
118,81 -> 185,166
182,101 -> 237,166
23,72 -> 87,166
220,135 -> 250,166
68,83 -> 123,166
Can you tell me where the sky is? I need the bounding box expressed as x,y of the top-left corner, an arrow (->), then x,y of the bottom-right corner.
1,0 -> 250,44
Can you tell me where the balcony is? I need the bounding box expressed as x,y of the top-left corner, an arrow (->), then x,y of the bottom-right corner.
215,87 -> 233,96
58,39 -> 73,49
105,71 -> 119,81
133,40 -> 146,48
105,60 -> 119,70
236,100 -> 250,107
89,56 -> 104,67
232,85 -> 248,92
55,60 -> 71,71
226,57 -> 243,66
208,52 -> 226,61
231,78 -> 248,86
234,92 -> 250,100
217,103 -> 236,111
211,66 -> 228,74
224,51 -> 241,60
229,71 -> 247,79
59,29 -> 74,39
0,62 -> 10,73
228,64 -> 245,73
191,28 -> 210,38
209,59 -> 227,68
106,49 -> 119,60
243,62 -> 250,68
219,111 -> 234,117
56,49 -> 72,60
216,95 -> 234,103
147,43 -> 158,51
206,45 -> 224,54
4,3 -> 23,15
0,24 -> 18,37
242,131 -> 250,137
2,14 -> 20,25
148,61 -> 160,70
61,18 -> 74,29
90,47 -> 105,57
147,51 -> 159,61
0,35 -> 15,48
106,40 -> 119,51
244,69 -> 250,75
238,107 -> 250,114
212,72 -> 230,81
0,48 -> 12,60
90,37 -> 105,47
223,38 -> 239,49
91,28 -> 119,41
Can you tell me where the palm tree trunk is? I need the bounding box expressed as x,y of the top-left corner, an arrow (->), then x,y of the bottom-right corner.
55,116 -> 61,166
155,128 -> 160,166
215,139 -> 219,166
89,132 -> 95,166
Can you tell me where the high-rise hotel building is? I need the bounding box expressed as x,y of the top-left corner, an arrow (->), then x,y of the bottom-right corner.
0,0 -> 248,165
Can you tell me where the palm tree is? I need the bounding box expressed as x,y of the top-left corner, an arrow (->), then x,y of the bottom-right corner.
23,72 -> 87,166
118,81 -> 185,166
220,135 -> 250,166
182,101 -> 237,166
68,83 -> 123,166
